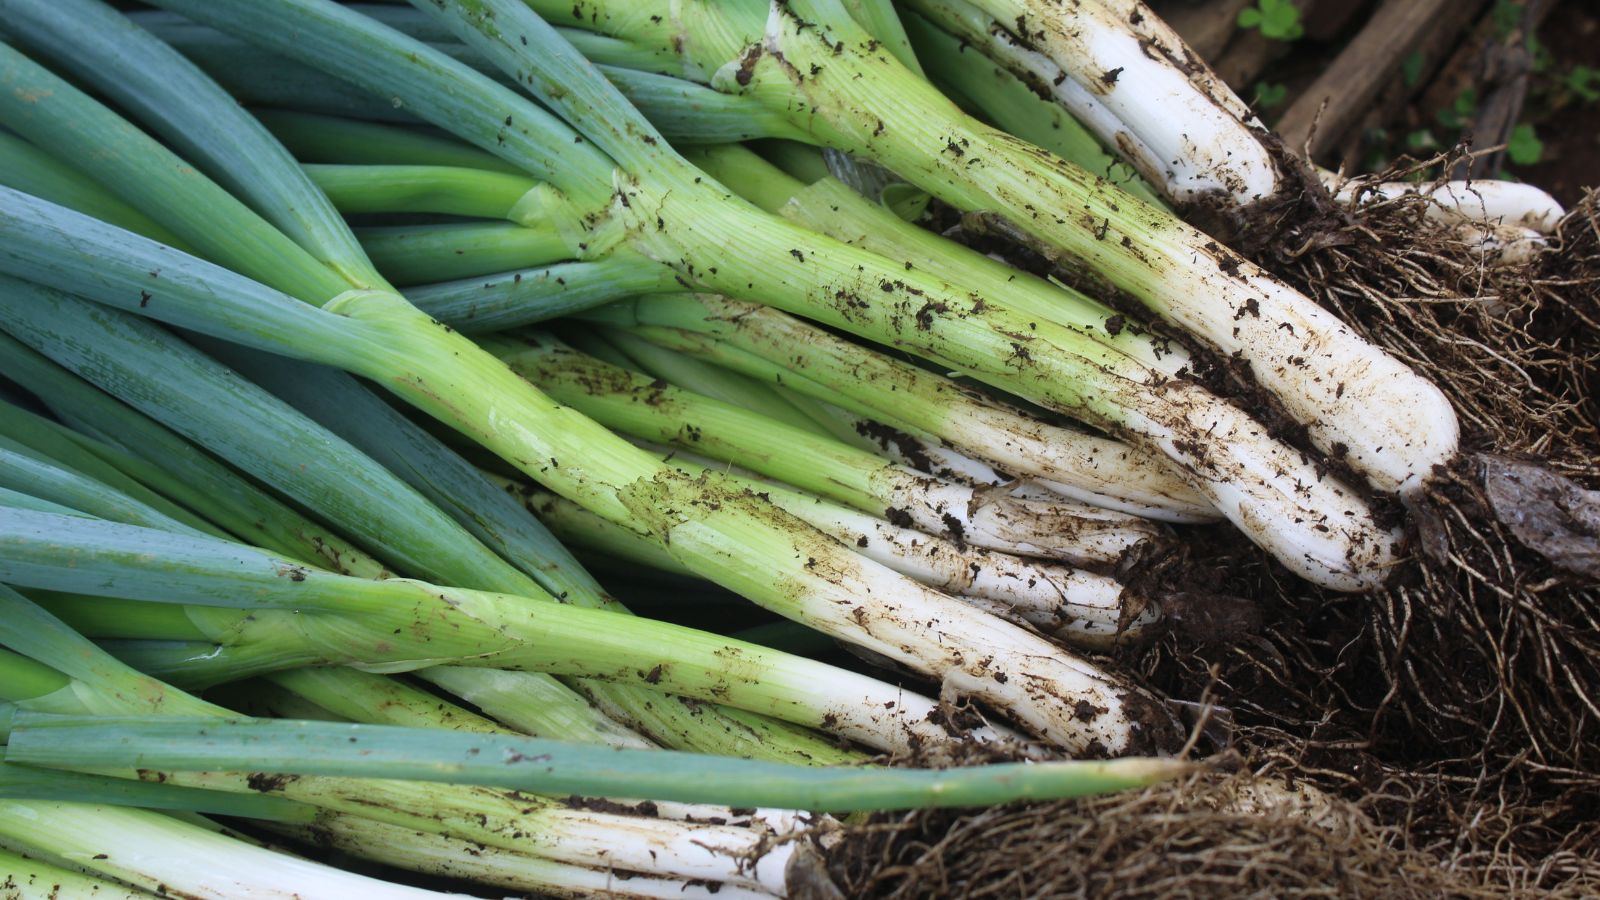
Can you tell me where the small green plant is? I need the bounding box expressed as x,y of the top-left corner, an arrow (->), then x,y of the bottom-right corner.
1491,0 -> 1523,37
1566,65 -> 1600,103
1438,88 -> 1479,130
1505,123 -> 1543,165
1252,81 -> 1288,109
1237,0 -> 1304,41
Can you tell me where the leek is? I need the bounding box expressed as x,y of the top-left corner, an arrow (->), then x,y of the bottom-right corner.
134,0 -> 1400,588
496,333 -> 1166,564
9,713 -> 1189,813
0,11 -> 1177,750
445,0 -> 1456,496
0,509 -> 996,753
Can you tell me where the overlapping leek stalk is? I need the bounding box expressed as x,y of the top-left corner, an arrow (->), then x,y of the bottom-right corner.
0,0 -> 1180,751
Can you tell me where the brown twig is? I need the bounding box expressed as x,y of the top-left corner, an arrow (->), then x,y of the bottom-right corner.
1454,0 -> 1558,178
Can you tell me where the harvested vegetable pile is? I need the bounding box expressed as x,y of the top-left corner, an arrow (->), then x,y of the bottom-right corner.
0,0 -> 1593,896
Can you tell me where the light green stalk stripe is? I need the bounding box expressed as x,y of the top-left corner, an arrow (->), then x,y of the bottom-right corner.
256,108 -> 524,173
8,714 -> 1189,812
494,336 -> 910,515
408,255 -> 684,333
756,138 -> 836,184
415,667 -> 651,742
843,0 -> 923,74
516,485 -> 693,576
600,65 -> 811,142
0,649 -> 71,704
355,222 -> 572,285
772,385 -> 889,451
600,327 -> 830,435
267,668 -> 514,735
305,163 -> 541,220
29,591 -> 209,642
565,31 -> 687,72
42,553 -> 648,748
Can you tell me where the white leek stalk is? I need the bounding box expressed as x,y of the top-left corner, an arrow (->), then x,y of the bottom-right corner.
627,444 -> 1161,648
903,0 -> 1284,215
0,801 -> 452,899
1320,172 -> 1566,234
263,815 -> 778,899
140,769 -> 796,896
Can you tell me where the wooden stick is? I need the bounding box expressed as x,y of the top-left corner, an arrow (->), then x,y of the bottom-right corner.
1275,0 -> 1454,158
1457,0 -> 1557,178
1331,0 -> 1490,172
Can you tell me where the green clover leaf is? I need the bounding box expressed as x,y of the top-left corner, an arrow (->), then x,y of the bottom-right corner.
1238,0 -> 1304,42
1567,65 -> 1600,103
1252,81 -> 1288,109
1506,123 -> 1543,166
